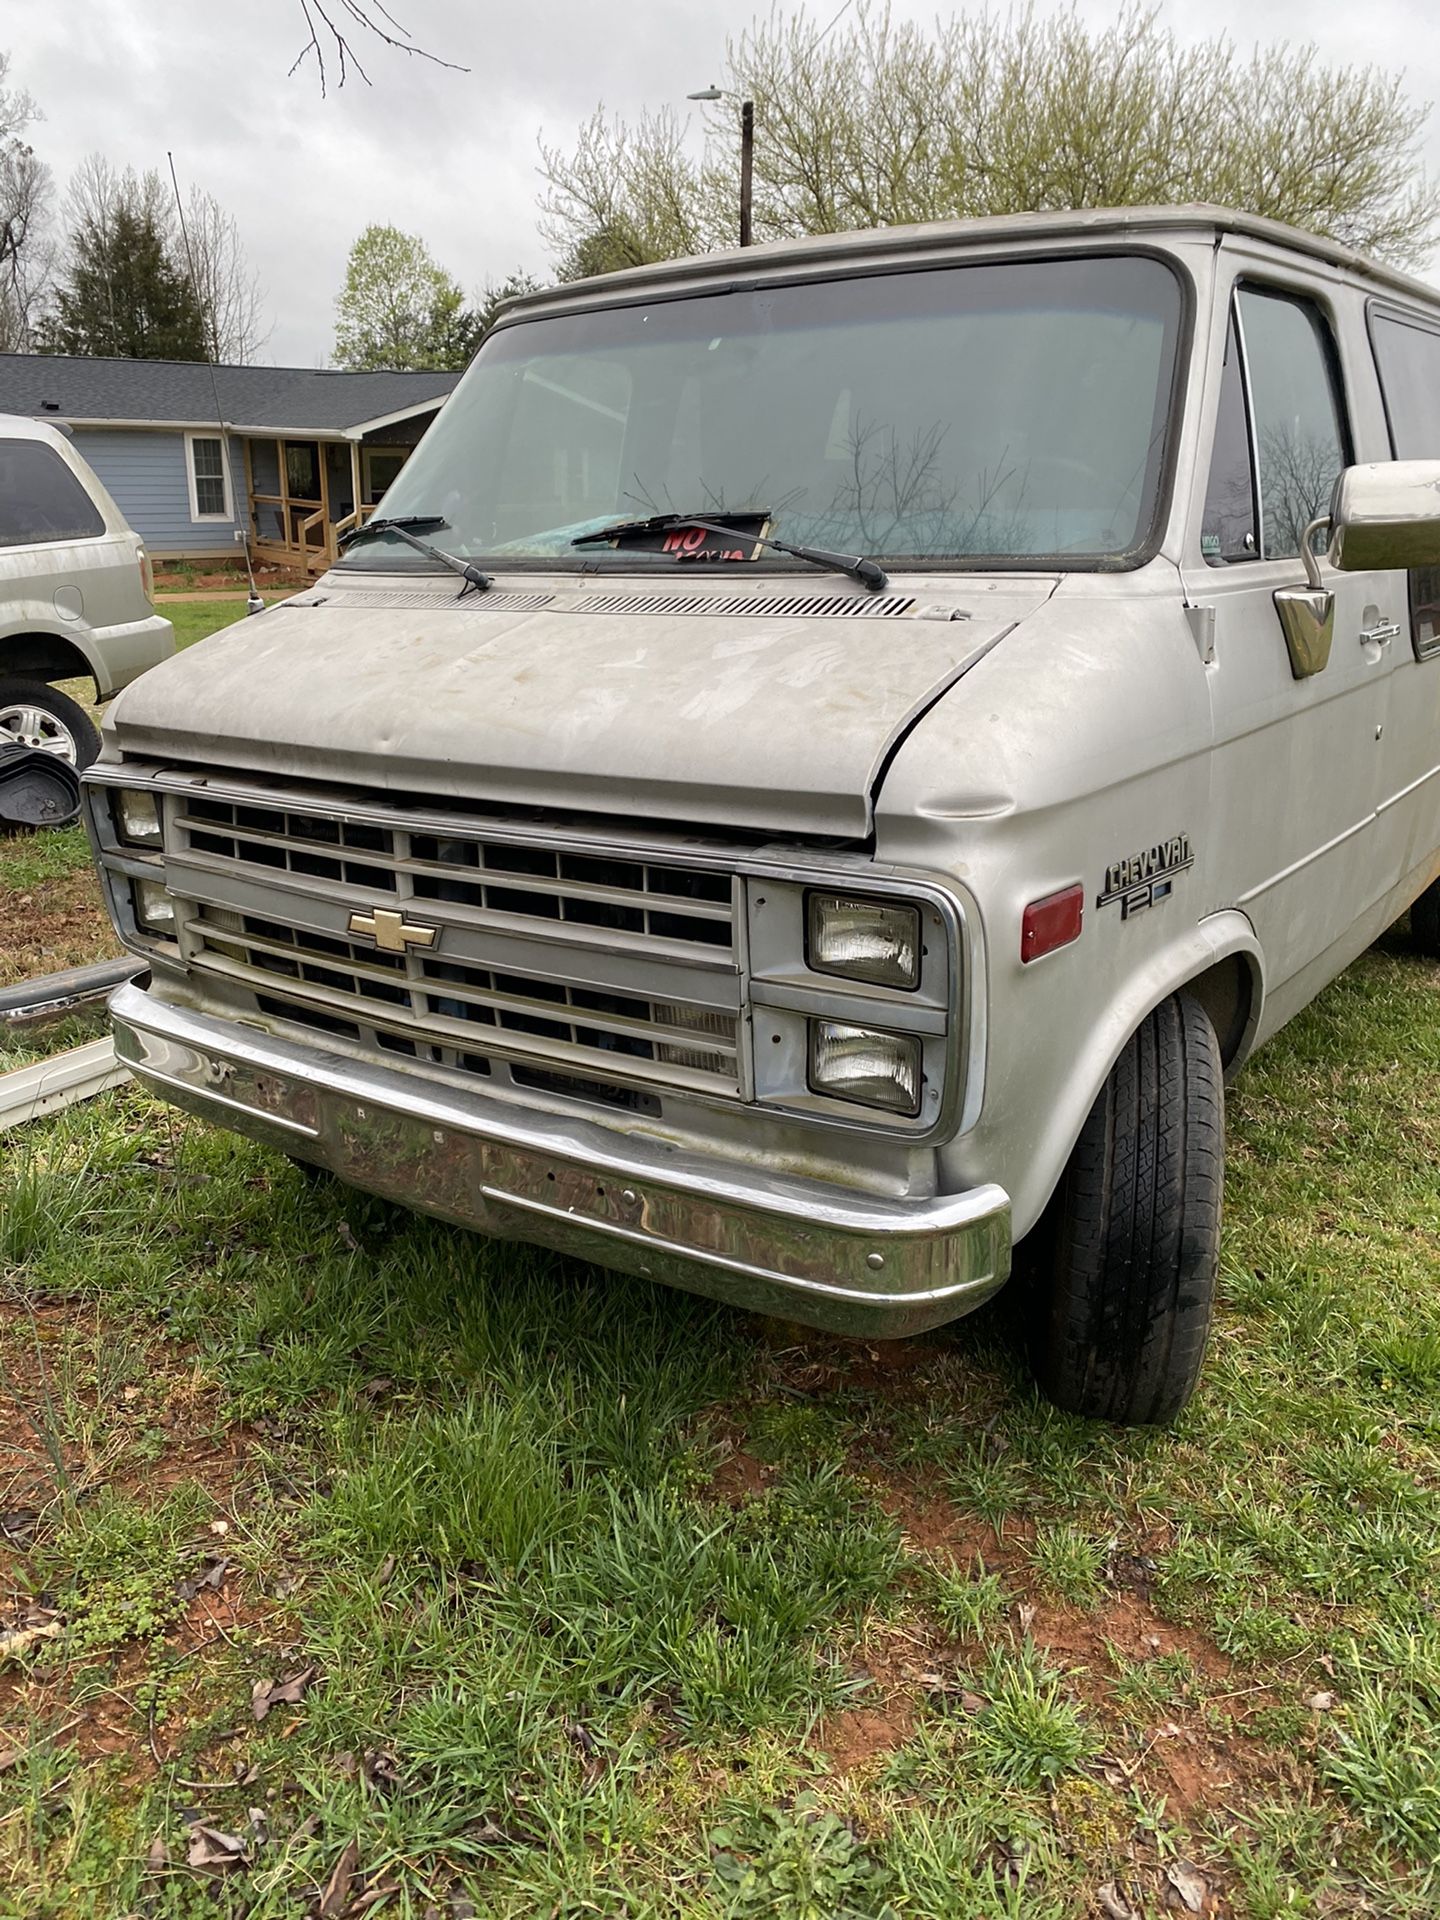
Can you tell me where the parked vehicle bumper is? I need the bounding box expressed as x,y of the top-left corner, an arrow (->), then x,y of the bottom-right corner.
108,981 -> 1012,1338
91,614 -> 175,697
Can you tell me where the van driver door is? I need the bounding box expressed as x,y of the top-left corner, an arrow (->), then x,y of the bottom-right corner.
1198,272 -> 1402,1015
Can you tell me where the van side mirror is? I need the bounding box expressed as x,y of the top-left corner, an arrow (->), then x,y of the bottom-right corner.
1328,460 -> 1440,573
1274,460 -> 1440,680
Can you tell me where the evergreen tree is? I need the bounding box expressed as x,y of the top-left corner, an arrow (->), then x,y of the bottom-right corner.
40,200 -> 206,359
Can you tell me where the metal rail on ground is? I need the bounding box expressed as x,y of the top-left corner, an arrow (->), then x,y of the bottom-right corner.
0,1037 -> 130,1131
0,959 -> 145,1129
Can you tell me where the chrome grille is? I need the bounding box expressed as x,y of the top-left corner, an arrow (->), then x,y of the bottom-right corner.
175,795 -> 734,954
164,786 -> 743,1101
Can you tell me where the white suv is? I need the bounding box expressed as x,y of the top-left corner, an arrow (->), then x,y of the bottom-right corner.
0,414 -> 173,768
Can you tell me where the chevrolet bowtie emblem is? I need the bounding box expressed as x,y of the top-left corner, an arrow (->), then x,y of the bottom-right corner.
347,907 -> 438,953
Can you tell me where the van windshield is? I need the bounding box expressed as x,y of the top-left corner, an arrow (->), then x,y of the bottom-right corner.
349,252 -> 1183,573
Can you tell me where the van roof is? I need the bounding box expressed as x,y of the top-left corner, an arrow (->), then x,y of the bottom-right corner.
508,203 -> 1440,320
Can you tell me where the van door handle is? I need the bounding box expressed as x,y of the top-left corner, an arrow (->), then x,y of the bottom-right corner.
1360,619 -> 1402,647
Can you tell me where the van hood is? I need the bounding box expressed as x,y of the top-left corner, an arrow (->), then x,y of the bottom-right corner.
108,574 -> 1055,837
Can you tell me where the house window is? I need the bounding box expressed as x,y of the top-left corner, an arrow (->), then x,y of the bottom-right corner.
186,434 -> 232,521
362,447 -> 408,506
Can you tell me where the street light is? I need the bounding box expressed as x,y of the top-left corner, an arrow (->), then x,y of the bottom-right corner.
687,85 -> 754,248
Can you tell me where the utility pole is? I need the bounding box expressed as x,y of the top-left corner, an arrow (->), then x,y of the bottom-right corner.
688,87 -> 756,248
739,98 -> 754,248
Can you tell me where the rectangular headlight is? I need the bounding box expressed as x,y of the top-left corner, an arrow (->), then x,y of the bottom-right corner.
808,1019 -> 922,1116
132,878 -> 176,936
807,892 -> 920,989
114,788 -> 162,848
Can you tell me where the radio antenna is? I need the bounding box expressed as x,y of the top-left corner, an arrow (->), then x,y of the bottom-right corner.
166,152 -> 264,615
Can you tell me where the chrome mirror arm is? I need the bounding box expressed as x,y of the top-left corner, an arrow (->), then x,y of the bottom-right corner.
1274,515 -> 1335,680
1299,514 -> 1332,593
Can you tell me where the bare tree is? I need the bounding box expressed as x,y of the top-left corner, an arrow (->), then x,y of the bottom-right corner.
181,187 -> 269,363
540,108 -> 722,277
540,2 -> 1439,273
288,0 -> 466,95
62,153 -> 169,241
0,51 -> 53,350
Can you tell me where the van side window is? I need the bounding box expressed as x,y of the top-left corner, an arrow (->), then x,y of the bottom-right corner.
1237,288 -> 1349,561
1370,308 -> 1440,659
0,439 -> 107,548
1200,311 -> 1256,564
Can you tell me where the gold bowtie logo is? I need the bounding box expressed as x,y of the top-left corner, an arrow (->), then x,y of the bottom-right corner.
347,907 -> 438,953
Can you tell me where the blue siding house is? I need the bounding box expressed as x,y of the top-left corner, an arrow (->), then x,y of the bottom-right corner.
0,356 -> 461,573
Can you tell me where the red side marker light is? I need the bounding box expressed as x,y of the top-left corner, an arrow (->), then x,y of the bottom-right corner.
1021,884 -> 1084,963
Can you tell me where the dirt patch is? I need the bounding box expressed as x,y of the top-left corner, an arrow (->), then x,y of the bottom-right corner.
0,860 -> 119,986
874,1483 -> 1021,1567
710,1446 -> 771,1503
759,1326 -> 959,1400
153,564 -> 306,594
819,1701 -> 917,1776
1030,1588 -> 1235,1687
0,1561 -> 279,1779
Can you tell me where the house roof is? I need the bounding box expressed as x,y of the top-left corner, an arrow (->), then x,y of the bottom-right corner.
0,355 -> 463,438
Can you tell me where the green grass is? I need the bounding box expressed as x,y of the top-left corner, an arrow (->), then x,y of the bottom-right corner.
0,822 -> 93,891
2,926 -> 1440,1913
159,595 -> 288,653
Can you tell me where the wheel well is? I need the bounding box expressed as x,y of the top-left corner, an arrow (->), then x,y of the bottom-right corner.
1181,952 -> 1256,1069
0,632 -> 96,691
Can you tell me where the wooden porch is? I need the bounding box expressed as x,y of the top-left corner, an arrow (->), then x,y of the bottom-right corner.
242,436 -> 387,575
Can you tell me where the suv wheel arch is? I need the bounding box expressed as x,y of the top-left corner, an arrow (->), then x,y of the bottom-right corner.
0,628 -> 101,697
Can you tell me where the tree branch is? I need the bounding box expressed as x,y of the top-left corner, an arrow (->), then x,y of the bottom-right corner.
289,0 -> 468,95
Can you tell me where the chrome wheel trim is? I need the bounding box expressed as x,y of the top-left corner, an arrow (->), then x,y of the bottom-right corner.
0,701 -> 78,763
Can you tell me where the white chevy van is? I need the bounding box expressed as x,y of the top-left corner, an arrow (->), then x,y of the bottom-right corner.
81,207 -> 1440,1423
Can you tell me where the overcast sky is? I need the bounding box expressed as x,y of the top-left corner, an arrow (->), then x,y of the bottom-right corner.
8,0 -> 1440,366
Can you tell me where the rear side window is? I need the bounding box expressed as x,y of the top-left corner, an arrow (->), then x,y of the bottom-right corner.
1371,311 -> 1440,457
1237,288 -> 1349,561
1371,309 -> 1440,658
0,439 -> 107,548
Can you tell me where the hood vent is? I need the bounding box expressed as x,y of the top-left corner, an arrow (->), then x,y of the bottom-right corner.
291,589 -> 558,613
580,590 -> 916,619
294,585 -> 917,619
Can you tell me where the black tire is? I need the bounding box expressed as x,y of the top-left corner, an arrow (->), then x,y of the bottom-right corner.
1410,877 -> 1440,958
1031,992 -> 1223,1426
0,678 -> 101,770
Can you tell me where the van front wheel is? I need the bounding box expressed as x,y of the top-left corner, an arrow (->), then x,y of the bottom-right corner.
1031,992 -> 1223,1426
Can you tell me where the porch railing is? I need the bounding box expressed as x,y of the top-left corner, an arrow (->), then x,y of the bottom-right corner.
248,496 -> 374,575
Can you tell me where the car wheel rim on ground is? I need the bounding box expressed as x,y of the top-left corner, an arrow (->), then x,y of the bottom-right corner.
0,703 -> 78,763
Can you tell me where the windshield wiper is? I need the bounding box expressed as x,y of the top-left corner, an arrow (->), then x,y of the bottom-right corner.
340,516 -> 494,598
573,510 -> 889,592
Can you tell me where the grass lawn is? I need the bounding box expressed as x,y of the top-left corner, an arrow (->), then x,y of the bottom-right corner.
3,918 -> 1440,1908
158,596 -> 290,655
0,598 -> 285,986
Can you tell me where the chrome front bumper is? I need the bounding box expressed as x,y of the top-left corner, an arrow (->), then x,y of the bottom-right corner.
109,982 -> 1011,1338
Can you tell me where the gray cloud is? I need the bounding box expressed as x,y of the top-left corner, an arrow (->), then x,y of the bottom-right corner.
9,0 -> 1438,365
